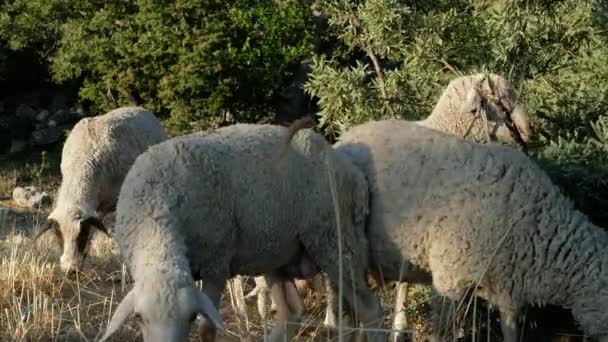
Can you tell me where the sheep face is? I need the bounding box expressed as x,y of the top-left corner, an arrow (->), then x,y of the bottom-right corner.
37,206 -> 107,275
455,73 -> 532,144
100,283 -> 224,342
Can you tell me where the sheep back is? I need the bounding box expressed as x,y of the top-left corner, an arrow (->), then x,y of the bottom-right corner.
116,123 -> 370,283
56,106 -> 169,212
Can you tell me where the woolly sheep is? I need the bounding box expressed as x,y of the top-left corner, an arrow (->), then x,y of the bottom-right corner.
331,72 -> 533,338
334,119 -> 608,342
249,72 -> 533,331
99,123 -> 384,342
34,106 -> 169,275
390,72 -> 532,339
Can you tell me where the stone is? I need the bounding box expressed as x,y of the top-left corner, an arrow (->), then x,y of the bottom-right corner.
69,103 -> 85,117
12,186 -> 51,209
36,109 -> 51,122
48,109 -> 73,126
15,104 -> 37,121
30,124 -> 70,146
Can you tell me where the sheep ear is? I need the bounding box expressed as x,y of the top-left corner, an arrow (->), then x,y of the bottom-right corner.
33,218 -> 58,241
462,87 -> 483,114
99,290 -> 135,342
195,290 -> 225,332
81,216 -> 109,236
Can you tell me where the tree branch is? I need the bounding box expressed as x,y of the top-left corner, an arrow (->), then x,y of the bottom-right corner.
346,5 -> 395,116
366,47 -> 395,115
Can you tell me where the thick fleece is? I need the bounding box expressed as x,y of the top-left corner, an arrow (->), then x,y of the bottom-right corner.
334,119 -> 608,342
41,106 -> 168,274
100,124 -> 384,342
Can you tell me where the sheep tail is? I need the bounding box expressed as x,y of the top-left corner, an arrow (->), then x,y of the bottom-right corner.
274,115 -> 316,161
285,115 -> 316,145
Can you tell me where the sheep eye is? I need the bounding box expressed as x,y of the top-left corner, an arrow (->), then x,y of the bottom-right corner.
189,312 -> 198,323
134,313 -> 143,322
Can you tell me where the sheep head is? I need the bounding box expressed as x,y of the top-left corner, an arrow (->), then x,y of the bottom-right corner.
99,282 -> 224,342
432,73 -> 532,146
34,206 -> 108,275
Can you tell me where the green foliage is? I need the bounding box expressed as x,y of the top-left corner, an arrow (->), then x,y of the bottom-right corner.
535,116 -> 608,224
306,0 -> 608,225
1,0 -> 608,225
24,151 -> 49,185
0,0 -> 314,134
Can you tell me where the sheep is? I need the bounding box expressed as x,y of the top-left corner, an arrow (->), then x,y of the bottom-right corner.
388,72 -> 532,339
333,118 -> 608,342
248,72 -> 533,333
33,106 -> 169,275
99,122 -> 384,342
326,72 -> 533,338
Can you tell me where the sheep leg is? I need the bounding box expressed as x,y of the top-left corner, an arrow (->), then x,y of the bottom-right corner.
247,276 -> 278,320
428,287 -> 462,342
265,272 -> 305,342
391,282 -> 409,342
230,276 -> 250,335
475,287 -> 520,342
497,307 -> 519,342
199,276 -> 227,342
318,264 -> 384,342
323,274 -> 338,327
323,274 -> 355,329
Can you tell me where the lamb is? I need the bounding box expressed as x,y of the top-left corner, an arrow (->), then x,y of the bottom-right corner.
34,106 -> 169,275
99,122 -> 384,342
334,119 -> 608,342
247,72 -> 533,331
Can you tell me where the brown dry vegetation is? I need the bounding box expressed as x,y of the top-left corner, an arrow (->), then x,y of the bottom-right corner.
0,215 -> 416,342
0,152 -> 540,342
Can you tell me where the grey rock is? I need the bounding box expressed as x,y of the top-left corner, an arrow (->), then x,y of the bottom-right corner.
12,186 -> 51,209
15,104 -> 37,121
36,109 -> 51,122
30,124 -> 70,146
48,109 -> 74,126
34,123 -> 46,130
70,103 -> 85,117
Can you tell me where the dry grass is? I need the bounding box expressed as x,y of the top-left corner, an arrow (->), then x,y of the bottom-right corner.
0,220 -> 267,342
0,150 -> 582,342
0,226 -> 387,342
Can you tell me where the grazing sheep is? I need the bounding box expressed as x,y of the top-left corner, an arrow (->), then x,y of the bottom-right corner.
248,73 -> 532,326
323,72 -> 534,339
388,72 -> 532,339
99,123 -> 384,342
334,119 -> 608,342
34,106 -> 169,275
